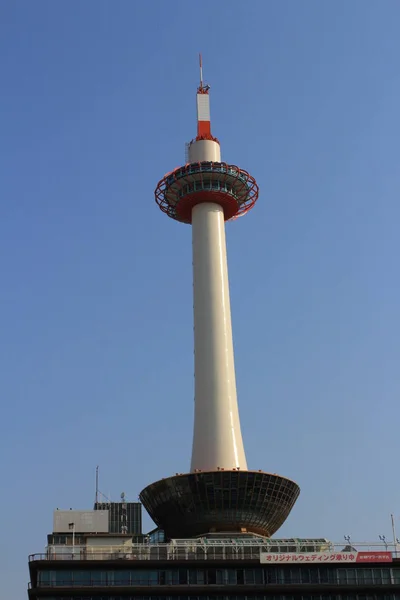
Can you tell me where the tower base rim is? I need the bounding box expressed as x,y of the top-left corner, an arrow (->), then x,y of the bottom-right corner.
139,470 -> 300,541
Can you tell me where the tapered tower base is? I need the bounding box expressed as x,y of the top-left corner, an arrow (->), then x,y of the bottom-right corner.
139,470 -> 300,540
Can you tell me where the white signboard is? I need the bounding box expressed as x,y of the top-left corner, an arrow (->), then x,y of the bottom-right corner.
260,551 -> 392,564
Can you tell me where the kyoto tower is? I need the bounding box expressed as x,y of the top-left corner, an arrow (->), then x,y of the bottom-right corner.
139,56 -> 300,539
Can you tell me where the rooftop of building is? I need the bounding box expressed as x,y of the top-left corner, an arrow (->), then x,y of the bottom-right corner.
29,535 -> 400,564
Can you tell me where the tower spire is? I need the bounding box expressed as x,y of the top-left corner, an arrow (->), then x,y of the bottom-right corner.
199,52 -> 203,90
196,53 -> 213,141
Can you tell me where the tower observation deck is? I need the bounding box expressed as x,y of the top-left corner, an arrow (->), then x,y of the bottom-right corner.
139,56 -> 300,539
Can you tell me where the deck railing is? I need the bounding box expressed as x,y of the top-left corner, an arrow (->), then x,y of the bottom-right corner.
29,540 -> 400,563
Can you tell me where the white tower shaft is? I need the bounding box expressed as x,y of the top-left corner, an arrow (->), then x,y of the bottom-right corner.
190,203 -> 247,472
189,138 -> 247,473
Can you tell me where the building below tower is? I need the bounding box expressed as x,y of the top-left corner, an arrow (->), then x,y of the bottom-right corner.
28,502 -> 400,600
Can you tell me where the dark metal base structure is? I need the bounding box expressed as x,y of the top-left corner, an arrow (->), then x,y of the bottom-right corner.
139,470 -> 300,540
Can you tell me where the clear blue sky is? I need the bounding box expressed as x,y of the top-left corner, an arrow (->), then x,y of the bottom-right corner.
1,1 -> 400,596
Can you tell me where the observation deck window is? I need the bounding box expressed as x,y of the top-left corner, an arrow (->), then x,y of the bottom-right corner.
174,181 -> 236,199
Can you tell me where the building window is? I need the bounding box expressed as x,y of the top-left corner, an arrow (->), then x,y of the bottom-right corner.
35,566 -> 400,589
207,569 -> 216,585
392,567 -> 400,583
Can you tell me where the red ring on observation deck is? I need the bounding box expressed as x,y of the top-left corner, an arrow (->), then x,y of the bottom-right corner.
155,162 -> 259,224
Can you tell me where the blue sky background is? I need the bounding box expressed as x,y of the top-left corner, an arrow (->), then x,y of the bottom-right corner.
1,0 -> 400,596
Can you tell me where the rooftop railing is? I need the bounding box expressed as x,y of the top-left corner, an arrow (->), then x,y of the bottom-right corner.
29,540 -> 400,563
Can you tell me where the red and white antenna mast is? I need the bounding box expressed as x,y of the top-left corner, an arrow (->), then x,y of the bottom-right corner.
195,53 -> 214,142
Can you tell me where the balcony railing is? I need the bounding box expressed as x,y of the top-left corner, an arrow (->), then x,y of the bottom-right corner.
29,540 -> 400,563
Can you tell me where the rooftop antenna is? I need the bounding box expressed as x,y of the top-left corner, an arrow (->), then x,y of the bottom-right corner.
95,465 -> 99,504
93,466 -> 111,505
391,514 -> 398,550
197,53 -> 210,94
199,53 -> 203,89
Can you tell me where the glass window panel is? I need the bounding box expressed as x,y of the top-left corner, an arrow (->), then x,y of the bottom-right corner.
57,570 -> 73,584
114,570 -> 131,585
90,570 -> 106,585
166,570 -> 179,585
196,569 -> 205,585
328,568 -> 338,583
346,568 -> 356,584
188,569 -> 197,585
392,568 -> 400,584
254,568 -> 263,584
37,570 -> 51,585
144,570 -> 158,585
244,569 -> 255,584
179,569 -> 188,584
337,568 -> 348,584
300,568 -> 311,584
289,567 -> 301,583
362,568 -> 374,584
318,567 -> 329,584
105,571 -> 115,586
227,568 -> 236,584
236,569 -> 244,585
131,570 -> 147,584
381,568 -> 391,584
357,568 -> 366,583
280,568 -> 293,584
309,568 -> 319,584
73,571 -> 91,584
264,568 -> 277,584
207,569 -> 216,585
215,569 -> 225,585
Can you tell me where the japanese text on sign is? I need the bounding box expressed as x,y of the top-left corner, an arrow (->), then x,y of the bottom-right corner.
260,552 -> 392,564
